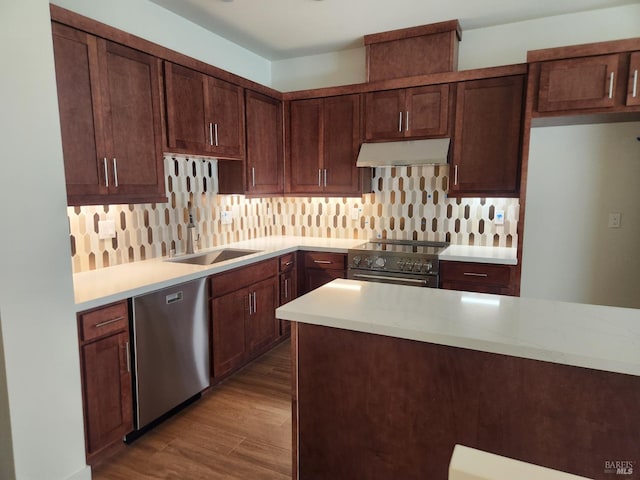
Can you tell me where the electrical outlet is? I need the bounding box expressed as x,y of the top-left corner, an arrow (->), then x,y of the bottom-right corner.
495,210 -> 505,225
220,211 -> 233,225
98,220 -> 116,239
351,207 -> 362,221
608,212 -> 621,228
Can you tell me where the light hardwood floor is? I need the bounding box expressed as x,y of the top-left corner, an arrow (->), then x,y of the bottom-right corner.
93,340 -> 292,480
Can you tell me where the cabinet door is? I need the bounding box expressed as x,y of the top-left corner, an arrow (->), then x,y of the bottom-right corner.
288,99 -> 323,194
51,23 -> 107,200
247,277 -> 279,353
627,52 -> 640,106
450,75 -> 524,197
246,91 -> 283,194
323,95 -> 362,194
364,90 -> 405,141
207,77 -> 245,159
304,269 -> 345,294
211,290 -> 248,379
164,62 -> 209,153
100,40 -> 164,198
538,54 -> 619,112
405,85 -> 449,137
81,331 -> 133,455
279,268 -> 297,336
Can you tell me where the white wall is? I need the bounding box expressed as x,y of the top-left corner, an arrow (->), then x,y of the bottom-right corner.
51,0 -> 271,86
521,122 -> 640,309
271,4 -> 640,91
0,1 -> 90,479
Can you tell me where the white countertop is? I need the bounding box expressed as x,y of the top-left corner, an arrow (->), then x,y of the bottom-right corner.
72,236 -> 517,311
276,279 -> 640,377
440,244 -> 517,265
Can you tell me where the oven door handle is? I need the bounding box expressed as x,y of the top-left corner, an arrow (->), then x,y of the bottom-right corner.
351,273 -> 430,285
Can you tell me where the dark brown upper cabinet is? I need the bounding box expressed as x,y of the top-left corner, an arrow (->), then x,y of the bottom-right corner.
52,22 -> 166,206
364,85 -> 450,141
164,62 -> 245,160
449,75 -> 525,197
537,54 -> 620,112
244,91 -> 284,195
287,95 -> 364,196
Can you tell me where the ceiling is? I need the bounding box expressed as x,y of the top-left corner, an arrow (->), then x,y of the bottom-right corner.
149,0 -> 638,60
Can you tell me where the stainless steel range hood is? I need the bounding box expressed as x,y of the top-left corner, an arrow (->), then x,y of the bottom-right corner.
356,138 -> 450,167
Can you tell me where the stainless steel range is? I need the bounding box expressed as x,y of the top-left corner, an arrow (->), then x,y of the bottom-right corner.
347,240 -> 449,288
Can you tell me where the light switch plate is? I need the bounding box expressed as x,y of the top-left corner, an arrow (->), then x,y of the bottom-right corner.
494,210 -> 505,225
220,211 -> 233,225
351,207 -> 361,221
98,220 -> 116,239
608,212 -> 621,228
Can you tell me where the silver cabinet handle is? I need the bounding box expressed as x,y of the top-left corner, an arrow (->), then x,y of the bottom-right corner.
248,292 -> 253,315
125,341 -> 131,373
608,71 -> 615,99
103,157 -> 109,187
94,316 -> 125,328
463,272 -> 488,277
284,278 -> 289,299
324,168 -> 327,187
284,261 -> 293,267
633,69 -> 638,98
251,167 -> 256,187
112,158 -> 118,187
318,169 -> 322,187
214,123 -> 219,146
405,111 -> 409,132
252,291 -> 257,314
454,165 -> 459,186
398,111 -> 402,132
314,260 -> 332,264
209,122 -> 213,146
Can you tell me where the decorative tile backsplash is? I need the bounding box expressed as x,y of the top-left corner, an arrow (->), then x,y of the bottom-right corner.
68,156 -> 519,273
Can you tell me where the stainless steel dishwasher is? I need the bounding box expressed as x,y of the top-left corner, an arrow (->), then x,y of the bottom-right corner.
131,278 -> 209,431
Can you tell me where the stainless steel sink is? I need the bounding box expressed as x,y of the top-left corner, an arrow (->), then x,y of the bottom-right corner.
168,248 -> 260,266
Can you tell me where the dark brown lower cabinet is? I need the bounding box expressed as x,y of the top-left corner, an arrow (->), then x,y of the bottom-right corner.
301,251 -> 346,294
440,261 -> 517,295
278,253 -> 298,336
210,259 -> 279,381
77,301 -> 132,464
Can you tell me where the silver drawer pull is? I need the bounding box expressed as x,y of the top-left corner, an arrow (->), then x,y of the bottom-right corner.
209,122 -> 214,146
284,261 -> 294,267
314,260 -> 332,264
125,341 -> 131,372
398,111 -> 403,132
633,69 -> 638,98
94,316 -> 125,328
112,158 -> 118,187
463,272 -> 488,277
103,158 -> 109,187
608,71 -> 615,99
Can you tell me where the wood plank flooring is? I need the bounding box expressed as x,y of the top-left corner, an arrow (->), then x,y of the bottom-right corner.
93,340 -> 292,480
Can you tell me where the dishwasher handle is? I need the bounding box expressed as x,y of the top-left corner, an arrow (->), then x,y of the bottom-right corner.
166,291 -> 184,304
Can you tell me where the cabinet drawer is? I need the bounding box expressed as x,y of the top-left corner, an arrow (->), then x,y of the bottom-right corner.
279,253 -> 296,273
79,301 -> 129,343
211,258 -> 278,298
303,252 -> 346,270
440,261 -> 513,287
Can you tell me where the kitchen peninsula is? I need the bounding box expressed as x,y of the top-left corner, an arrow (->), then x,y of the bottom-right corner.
276,280 -> 640,480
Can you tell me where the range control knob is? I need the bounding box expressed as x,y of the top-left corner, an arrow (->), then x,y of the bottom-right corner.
352,255 -> 361,266
413,262 -> 422,272
405,260 -> 414,271
374,257 -> 386,268
364,256 -> 374,267
424,261 -> 433,272
397,260 -> 406,270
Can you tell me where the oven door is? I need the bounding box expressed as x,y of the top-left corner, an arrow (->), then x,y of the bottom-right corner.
348,269 -> 439,288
